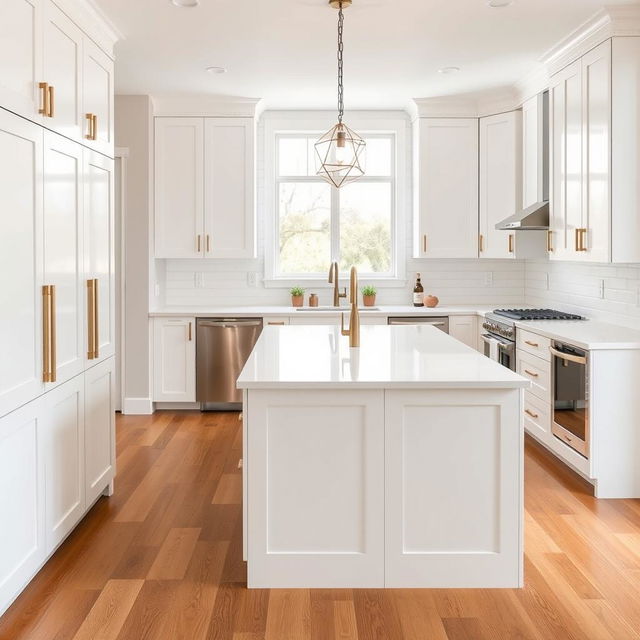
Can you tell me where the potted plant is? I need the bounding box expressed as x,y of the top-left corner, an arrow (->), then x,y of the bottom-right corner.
361,285 -> 377,307
290,286 -> 305,308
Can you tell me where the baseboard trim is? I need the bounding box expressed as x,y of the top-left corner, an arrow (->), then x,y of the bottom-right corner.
122,397 -> 154,415
155,402 -> 201,411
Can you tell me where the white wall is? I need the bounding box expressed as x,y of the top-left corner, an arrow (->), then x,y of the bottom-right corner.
115,95 -> 153,405
525,261 -> 640,329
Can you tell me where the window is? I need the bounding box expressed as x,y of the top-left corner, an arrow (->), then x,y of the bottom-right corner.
274,132 -> 396,278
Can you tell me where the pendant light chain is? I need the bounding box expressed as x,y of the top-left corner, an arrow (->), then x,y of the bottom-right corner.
337,3 -> 344,123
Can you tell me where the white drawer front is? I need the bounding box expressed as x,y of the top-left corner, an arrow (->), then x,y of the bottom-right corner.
523,390 -> 550,442
517,329 -> 551,362
517,351 -> 551,403
263,317 -> 290,326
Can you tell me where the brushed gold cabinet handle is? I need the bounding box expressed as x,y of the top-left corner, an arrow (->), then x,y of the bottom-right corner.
508,234 -> 514,253
479,234 -> 484,253
92,114 -> 98,140
524,369 -> 539,378
579,228 -> 588,252
206,234 -> 210,253
575,228 -> 580,252
547,230 -> 553,253
422,234 -> 427,253
87,279 -> 99,359
42,285 -> 57,382
39,82 -> 49,115
188,321 -> 192,341
525,408 -> 539,419
48,85 -> 55,118
268,322 -> 285,325
197,235 -> 201,252
525,340 -> 539,348
85,113 -> 94,140
93,279 -> 99,358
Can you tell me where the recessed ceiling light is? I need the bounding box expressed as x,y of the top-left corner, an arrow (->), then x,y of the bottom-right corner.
206,66 -> 227,75
170,0 -> 199,7
487,0 -> 513,7
438,66 -> 460,75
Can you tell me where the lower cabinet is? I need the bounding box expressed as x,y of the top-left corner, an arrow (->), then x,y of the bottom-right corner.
153,317 -> 196,402
0,356 -> 116,616
449,315 -> 478,349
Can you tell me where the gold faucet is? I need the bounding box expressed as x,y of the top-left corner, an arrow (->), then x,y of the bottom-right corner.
328,261 -> 347,308
341,266 -> 360,348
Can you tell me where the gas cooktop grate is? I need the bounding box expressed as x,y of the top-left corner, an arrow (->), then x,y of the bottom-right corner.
493,308 -> 585,321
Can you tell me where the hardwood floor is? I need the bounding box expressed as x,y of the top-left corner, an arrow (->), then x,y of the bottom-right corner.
1,411 -> 640,640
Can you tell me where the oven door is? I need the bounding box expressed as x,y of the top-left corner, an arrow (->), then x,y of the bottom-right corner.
550,343 -> 589,458
482,334 -> 516,371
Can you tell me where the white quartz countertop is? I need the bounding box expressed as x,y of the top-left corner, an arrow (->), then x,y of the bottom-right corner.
237,325 -> 530,390
148,305 -> 494,318
515,319 -> 640,350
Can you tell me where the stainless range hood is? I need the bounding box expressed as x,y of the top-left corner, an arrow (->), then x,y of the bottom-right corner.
496,91 -> 549,231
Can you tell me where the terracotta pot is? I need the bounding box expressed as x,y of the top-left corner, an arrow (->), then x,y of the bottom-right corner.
363,294 -> 376,307
423,294 -> 439,308
291,295 -> 304,308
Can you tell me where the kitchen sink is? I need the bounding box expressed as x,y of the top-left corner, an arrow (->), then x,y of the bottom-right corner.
295,306 -> 380,311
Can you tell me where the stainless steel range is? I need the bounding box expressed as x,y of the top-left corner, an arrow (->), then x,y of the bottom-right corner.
482,308 -> 585,370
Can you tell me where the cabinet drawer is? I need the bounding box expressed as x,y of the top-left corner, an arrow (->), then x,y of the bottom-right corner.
523,390 -> 550,442
517,329 -> 551,361
517,351 -> 550,403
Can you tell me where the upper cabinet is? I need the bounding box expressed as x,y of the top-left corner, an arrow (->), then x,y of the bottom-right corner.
0,0 -> 115,157
414,118 -> 479,259
154,117 -> 256,259
550,38 -> 640,263
478,111 -> 522,259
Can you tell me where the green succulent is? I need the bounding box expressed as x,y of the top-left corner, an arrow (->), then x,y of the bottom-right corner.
361,285 -> 377,296
290,286 -> 305,296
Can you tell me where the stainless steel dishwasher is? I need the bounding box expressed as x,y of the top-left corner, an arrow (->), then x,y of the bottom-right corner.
196,318 -> 263,410
387,316 -> 450,333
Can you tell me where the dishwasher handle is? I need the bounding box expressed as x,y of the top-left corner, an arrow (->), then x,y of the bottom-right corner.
198,319 -> 263,328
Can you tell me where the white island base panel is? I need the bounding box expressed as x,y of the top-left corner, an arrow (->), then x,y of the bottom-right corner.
245,387 -> 523,589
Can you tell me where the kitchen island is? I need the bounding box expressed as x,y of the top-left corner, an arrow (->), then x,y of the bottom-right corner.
237,324 -> 529,588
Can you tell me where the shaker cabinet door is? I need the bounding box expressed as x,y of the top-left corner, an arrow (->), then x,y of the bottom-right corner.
153,317 -> 196,402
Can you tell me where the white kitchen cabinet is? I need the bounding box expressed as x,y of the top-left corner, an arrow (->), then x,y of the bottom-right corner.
43,130 -> 84,388
43,373 -> 85,553
479,111 -> 522,259
414,118 -> 479,259
84,356 -> 115,506
0,109 -> 44,418
84,149 -> 115,365
522,94 -> 547,209
0,0 -> 43,122
154,118 -> 204,258
153,317 -> 196,402
0,398 -> 46,613
154,117 -> 256,259
43,0 -> 83,142
82,38 -> 114,157
204,118 -> 255,258
449,315 -> 478,349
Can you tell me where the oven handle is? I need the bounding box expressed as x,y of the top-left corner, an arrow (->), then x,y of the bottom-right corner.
549,346 -> 587,365
482,334 -> 513,351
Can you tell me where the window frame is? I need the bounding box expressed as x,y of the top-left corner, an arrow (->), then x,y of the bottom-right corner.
262,112 -> 409,287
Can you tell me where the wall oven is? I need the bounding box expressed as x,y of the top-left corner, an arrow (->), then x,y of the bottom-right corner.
550,341 -> 589,458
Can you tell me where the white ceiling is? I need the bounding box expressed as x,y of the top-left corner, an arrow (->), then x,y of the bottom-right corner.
94,0 -> 637,109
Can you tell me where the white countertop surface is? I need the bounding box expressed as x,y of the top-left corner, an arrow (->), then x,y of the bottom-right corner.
149,305 -> 494,318
237,324 -> 529,390
515,319 -> 640,350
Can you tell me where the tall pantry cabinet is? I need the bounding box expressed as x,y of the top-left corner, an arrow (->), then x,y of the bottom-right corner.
0,0 -> 117,617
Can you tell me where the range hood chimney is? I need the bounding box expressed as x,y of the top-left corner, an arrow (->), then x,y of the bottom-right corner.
496,91 -> 549,231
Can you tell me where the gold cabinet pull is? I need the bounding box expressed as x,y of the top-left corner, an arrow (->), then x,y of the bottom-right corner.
42,285 -> 56,382
206,234 -> 210,252
268,322 -> 285,326
93,278 -> 99,358
87,279 -> 99,359
422,234 -> 427,253
525,408 -> 539,419
524,340 -> 539,347
197,235 -> 201,252
47,85 -> 55,118
92,114 -> 98,140
547,230 -> 554,253
479,234 -> 484,253
575,228 -> 581,252
578,228 -> 588,252
188,321 -> 192,341
524,369 -> 539,378
39,82 -> 49,115
85,113 -> 94,140
508,234 -> 514,253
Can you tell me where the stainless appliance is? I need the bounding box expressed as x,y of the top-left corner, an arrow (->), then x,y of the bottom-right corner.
492,308 -> 584,321
387,316 -> 449,333
196,318 -> 263,410
481,315 -> 516,370
550,341 -> 589,458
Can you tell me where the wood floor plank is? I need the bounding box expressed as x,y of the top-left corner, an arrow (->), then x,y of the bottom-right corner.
71,579 -> 143,640
147,527 -> 201,580
2,411 -> 640,640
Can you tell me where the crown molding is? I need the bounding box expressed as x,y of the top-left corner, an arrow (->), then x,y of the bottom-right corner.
151,95 -> 262,118
541,5 -> 640,76
411,86 -> 519,120
514,64 -> 550,105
